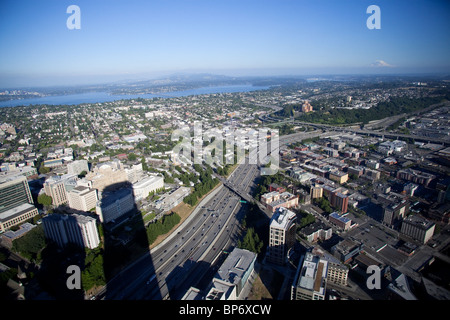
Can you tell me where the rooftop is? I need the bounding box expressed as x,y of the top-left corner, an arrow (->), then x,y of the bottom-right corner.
403,214 -> 435,230
270,207 -> 297,230
215,247 -> 256,285
296,252 -> 327,295
329,212 -> 351,224
0,203 -> 36,223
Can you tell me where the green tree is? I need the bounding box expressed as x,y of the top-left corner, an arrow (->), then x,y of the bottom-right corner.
39,165 -> 50,174
38,194 -> 53,206
128,153 -> 137,161
238,227 -> 263,254
11,225 -> 46,262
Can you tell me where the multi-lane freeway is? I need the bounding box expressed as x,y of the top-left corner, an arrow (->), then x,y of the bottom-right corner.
95,157 -> 261,300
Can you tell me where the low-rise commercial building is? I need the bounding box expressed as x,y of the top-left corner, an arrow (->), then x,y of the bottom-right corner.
291,252 -> 328,300
329,171 -> 348,184
67,159 -> 89,176
132,175 -> 164,201
331,238 -> 364,263
299,221 -> 332,243
0,175 -> 38,232
155,186 -> 191,212
329,212 -> 352,231
261,191 -> 298,213
205,248 -> 257,300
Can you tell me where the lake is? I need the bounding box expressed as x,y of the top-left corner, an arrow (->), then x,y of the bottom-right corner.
0,84 -> 270,108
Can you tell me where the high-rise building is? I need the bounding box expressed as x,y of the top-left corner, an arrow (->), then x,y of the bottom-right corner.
96,188 -> 135,223
84,160 -> 128,194
331,192 -> 349,214
43,174 -> 78,207
301,100 -> 313,113
43,213 -> 100,249
267,207 -> 297,265
400,215 -> 435,244
382,199 -> 409,228
310,184 -> 323,199
67,186 -> 98,212
0,175 -> 38,232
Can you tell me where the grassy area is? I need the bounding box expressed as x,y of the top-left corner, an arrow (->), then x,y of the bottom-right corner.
248,267 -> 284,300
248,274 -> 273,300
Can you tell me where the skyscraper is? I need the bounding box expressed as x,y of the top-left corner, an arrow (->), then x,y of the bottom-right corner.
0,174 -> 34,213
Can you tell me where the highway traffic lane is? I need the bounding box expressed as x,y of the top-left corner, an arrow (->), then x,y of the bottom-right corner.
103,188 -> 231,299
102,159 -> 260,300
129,192 -> 240,299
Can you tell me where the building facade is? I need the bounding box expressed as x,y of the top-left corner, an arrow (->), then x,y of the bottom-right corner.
267,207 -> 297,265
43,213 -> 100,249
291,252 -> 328,300
67,186 -> 98,212
132,175 -> 164,201
0,175 -> 38,232
400,215 -> 435,244
96,188 -> 135,223
327,262 -> 349,286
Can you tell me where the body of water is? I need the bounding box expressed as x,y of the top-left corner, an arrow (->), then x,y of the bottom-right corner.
0,84 -> 270,108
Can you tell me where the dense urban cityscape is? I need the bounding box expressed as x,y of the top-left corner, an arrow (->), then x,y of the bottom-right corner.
1,75 -> 449,304
1,1 -> 449,317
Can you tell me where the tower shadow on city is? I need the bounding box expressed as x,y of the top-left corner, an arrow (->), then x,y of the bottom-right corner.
99,181 -> 161,300
34,216 -> 87,300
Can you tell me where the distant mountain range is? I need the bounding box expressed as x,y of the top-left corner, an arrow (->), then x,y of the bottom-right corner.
2,73 -> 448,99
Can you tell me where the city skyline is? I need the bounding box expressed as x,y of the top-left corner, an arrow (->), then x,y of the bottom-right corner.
1,0 -> 450,87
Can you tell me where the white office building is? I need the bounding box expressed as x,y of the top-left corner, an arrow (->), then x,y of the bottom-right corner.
67,160 -> 89,176
132,175 -> 164,201
67,186 -> 98,212
43,213 -> 100,249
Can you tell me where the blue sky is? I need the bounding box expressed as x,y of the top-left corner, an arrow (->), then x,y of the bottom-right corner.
0,0 -> 449,87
